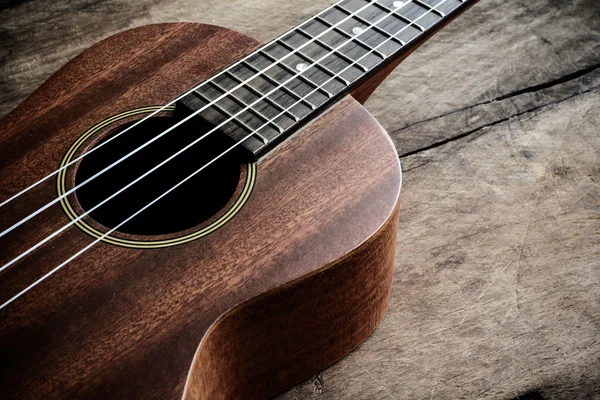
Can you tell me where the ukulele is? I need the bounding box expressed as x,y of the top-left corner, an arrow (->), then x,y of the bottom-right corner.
0,0 -> 478,398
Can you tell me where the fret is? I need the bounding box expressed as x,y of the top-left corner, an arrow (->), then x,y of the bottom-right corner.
276,33 -> 351,88
211,75 -> 278,126
197,74 -> 297,136
377,0 -> 443,31
223,71 -> 301,122
315,13 -> 378,56
338,39 -> 383,71
342,25 -> 388,60
300,17 -> 329,36
343,1 -> 407,51
211,74 -> 284,130
193,89 -> 270,143
376,1 -> 426,32
413,0 -> 446,17
210,80 -> 287,135
228,62 -> 256,82
182,90 -> 266,153
268,88 -> 312,119
367,4 -> 422,45
228,63 -> 310,122
315,17 -> 369,72
233,73 -> 311,123
240,59 -> 320,113
275,45 -> 349,97
257,49 -> 335,99
296,27 -> 357,67
403,1 -> 443,29
193,83 -> 278,144
210,73 -> 239,91
299,20 -> 367,83
245,53 -> 330,109
362,13 -> 405,46
334,4 -> 382,37
325,6 -> 388,60
339,1 -> 396,35
241,59 -> 311,106
334,3 -> 401,56
191,84 -> 296,148
190,64 -> 332,149
417,0 -> 464,15
314,16 -> 381,72
257,49 -> 324,90
318,5 -> 349,25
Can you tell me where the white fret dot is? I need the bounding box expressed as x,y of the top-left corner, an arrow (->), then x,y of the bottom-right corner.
296,63 -> 308,72
352,27 -> 365,35
393,1 -> 407,9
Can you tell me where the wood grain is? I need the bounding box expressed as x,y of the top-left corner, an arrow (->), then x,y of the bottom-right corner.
0,22 -> 401,399
1,1 -> 600,399
184,201 -> 399,399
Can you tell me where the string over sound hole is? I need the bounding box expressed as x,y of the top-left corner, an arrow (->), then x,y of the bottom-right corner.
74,114 -> 242,237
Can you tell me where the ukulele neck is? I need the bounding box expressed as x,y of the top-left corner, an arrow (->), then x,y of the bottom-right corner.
178,0 -> 476,162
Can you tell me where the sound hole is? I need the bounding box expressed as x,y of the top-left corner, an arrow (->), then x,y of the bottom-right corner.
75,114 -> 241,236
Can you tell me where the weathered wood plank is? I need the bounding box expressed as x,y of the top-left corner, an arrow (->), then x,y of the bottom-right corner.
1,0 -> 599,399
380,0 -> 600,155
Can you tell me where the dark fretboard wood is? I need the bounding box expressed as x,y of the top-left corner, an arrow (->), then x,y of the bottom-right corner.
178,0 -> 470,161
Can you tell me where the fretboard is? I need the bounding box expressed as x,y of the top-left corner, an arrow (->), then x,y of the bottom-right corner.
178,0 -> 471,161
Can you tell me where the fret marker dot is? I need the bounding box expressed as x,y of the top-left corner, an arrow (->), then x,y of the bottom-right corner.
352,27 -> 365,35
296,63 -> 308,72
393,1 -> 406,8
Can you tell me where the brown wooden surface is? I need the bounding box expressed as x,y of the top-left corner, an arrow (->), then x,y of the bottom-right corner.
0,22 -> 401,399
1,1 -> 600,399
185,201 -> 399,400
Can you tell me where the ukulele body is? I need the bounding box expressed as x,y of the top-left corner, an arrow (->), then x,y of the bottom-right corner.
0,23 -> 401,399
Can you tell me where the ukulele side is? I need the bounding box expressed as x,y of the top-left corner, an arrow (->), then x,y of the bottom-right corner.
184,195 -> 399,399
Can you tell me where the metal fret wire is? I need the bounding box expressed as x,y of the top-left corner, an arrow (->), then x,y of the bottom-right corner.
0,0 -> 380,212
0,0 -> 386,240
0,0 -> 456,311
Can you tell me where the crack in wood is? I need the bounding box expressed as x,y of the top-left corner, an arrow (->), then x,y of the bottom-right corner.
398,79 -> 600,159
495,62 -> 600,102
394,63 -> 600,142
